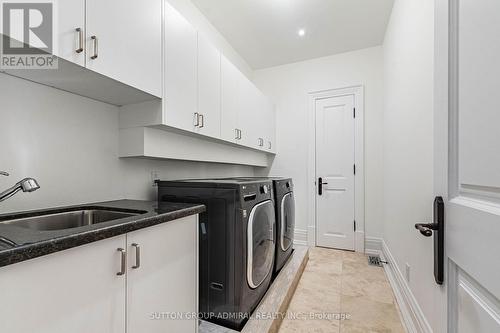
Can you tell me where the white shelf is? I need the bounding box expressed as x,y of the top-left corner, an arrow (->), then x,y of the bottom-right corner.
119,127 -> 271,167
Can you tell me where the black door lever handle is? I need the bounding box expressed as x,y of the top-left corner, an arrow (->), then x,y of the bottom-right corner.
318,177 -> 328,195
414,223 -> 438,237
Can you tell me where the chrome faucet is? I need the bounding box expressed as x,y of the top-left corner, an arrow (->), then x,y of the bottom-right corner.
0,171 -> 40,202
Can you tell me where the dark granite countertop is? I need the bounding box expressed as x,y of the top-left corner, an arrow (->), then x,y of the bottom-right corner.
0,200 -> 205,268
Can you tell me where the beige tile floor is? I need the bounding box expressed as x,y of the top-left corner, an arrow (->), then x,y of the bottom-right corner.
279,247 -> 406,333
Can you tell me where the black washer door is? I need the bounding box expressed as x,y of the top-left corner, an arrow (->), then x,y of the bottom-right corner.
281,192 -> 295,251
247,200 -> 275,289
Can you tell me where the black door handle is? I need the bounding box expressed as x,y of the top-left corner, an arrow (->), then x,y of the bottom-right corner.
318,178 -> 328,195
414,196 -> 444,285
414,223 -> 438,237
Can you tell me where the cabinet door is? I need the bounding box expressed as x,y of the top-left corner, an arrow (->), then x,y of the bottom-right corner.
221,55 -> 243,143
265,99 -> 277,153
56,0 -> 85,66
127,216 -> 198,333
164,2 -> 198,132
237,79 -> 259,148
86,0 -> 162,96
197,33 -> 221,139
0,236 -> 127,333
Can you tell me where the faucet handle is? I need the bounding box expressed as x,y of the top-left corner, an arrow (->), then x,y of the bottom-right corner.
0,171 -> 9,177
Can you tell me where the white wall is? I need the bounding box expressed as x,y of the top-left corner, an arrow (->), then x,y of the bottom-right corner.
382,0 -> 438,330
253,46 -> 385,239
0,74 -> 254,214
166,0 -> 253,79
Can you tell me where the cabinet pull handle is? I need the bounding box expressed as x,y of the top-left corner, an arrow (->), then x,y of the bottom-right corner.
238,129 -> 242,140
90,36 -> 98,59
194,112 -> 200,127
117,248 -> 126,276
268,141 -> 272,149
199,114 -> 204,128
131,243 -> 141,269
258,138 -> 264,147
235,128 -> 239,140
75,28 -> 83,53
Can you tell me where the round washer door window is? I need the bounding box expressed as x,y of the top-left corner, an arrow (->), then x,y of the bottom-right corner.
247,200 -> 275,289
280,192 -> 295,251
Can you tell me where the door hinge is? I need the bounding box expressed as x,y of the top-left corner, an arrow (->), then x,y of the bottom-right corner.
353,164 -> 356,175
353,108 -> 356,118
354,220 -> 356,232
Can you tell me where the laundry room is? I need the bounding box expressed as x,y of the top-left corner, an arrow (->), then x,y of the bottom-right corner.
1,0 -> 499,332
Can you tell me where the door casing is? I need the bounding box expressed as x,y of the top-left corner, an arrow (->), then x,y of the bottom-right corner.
307,85 -> 365,252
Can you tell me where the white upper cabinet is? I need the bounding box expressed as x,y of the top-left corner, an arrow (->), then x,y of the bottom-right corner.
197,33 -> 222,138
164,1 -> 198,132
238,78 -> 260,148
265,99 -> 277,152
86,0 -> 162,97
56,0 -> 85,66
221,55 -> 242,143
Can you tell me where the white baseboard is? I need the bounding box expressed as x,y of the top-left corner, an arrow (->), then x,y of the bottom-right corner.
380,240 -> 433,333
293,228 -> 308,246
365,236 -> 383,256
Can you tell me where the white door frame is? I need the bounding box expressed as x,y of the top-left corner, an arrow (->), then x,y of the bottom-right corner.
307,85 -> 365,252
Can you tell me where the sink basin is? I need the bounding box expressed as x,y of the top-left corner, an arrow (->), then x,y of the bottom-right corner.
1,208 -> 147,231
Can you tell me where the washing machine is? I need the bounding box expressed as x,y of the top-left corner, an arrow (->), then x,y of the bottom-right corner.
230,177 -> 295,276
156,178 -> 276,330
271,178 -> 295,275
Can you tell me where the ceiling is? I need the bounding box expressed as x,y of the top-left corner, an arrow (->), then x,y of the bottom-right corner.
191,0 -> 394,69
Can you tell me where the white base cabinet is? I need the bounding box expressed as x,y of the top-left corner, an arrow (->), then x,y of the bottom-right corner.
0,215 -> 198,333
0,235 -> 127,333
126,216 -> 198,333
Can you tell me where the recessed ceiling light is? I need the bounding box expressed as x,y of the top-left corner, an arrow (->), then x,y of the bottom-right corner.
298,29 -> 306,37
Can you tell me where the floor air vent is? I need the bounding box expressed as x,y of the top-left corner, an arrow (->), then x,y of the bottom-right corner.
368,255 -> 387,267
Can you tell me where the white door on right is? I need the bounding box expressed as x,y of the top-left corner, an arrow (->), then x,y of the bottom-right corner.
315,95 -> 355,251
435,0 -> 500,331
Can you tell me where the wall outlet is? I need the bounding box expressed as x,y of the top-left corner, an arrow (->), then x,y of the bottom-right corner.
405,263 -> 411,283
150,171 -> 159,187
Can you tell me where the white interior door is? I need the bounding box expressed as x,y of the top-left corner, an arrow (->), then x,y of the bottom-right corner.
315,95 -> 355,251
435,0 -> 500,331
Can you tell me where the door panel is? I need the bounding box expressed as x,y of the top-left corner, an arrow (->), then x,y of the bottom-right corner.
315,95 -> 355,250
126,216 -> 198,333
438,0 -> 500,331
280,192 -> 295,251
198,33 -> 221,138
86,0 -> 162,96
163,2 -> 198,131
247,200 -> 275,289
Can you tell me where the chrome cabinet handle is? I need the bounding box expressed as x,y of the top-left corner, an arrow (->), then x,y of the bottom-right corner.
258,138 -> 264,147
90,36 -> 98,60
268,141 -> 272,149
235,128 -> 239,140
238,129 -> 242,140
194,112 -> 200,127
0,171 -> 9,176
117,248 -> 126,276
199,114 -> 204,128
131,243 -> 141,269
75,28 -> 84,53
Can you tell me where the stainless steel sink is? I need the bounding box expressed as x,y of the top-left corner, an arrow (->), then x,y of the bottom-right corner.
1,209 -> 147,231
